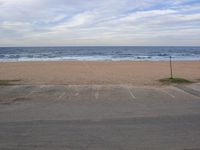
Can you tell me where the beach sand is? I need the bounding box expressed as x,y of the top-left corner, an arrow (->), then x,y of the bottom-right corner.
0,61 -> 199,86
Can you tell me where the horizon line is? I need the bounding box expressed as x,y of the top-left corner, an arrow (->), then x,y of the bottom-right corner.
1,45 -> 200,48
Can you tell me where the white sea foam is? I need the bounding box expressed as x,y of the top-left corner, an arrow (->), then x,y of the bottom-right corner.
0,46 -> 199,62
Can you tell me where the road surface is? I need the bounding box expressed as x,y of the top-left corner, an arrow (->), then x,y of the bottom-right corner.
0,84 -> 200,150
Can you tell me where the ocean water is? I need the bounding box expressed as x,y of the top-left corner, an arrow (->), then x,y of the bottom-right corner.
0,46 -> 200,62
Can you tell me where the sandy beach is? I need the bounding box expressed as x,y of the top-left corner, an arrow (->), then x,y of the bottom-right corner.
0,61 -> 199,86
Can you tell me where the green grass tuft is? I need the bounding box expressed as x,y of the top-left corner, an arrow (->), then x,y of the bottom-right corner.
159,77 -> 193,84
0,80 -> 20,86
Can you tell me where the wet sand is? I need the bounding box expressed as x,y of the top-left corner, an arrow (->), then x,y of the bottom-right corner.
0,61 -> 199,85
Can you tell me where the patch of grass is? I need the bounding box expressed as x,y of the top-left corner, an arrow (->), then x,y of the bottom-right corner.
0,80 -> 20,86
159,77 -> 193,84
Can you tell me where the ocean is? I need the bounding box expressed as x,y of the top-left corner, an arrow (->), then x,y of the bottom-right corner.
0,46 -> 200,62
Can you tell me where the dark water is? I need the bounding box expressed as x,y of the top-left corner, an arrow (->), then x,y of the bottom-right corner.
0,46 -> 200,61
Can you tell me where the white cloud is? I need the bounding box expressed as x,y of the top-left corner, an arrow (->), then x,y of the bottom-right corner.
0,0 -> 200,46
0,21 -> 31,30
51,11 -> 97,31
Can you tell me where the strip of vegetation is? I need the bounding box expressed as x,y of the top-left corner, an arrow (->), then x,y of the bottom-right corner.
159,78 -> 193,85
0,80 -> 20,86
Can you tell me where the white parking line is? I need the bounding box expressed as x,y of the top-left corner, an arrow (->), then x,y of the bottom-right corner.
56,92 -> 66,101
92,86 -> 100,100
189,86 -> 200,92
95,91 -> 99,100
126,86 -> 136,100
160,89 -> 175,98
167,86 -> 198,99
25,90 -> 36,98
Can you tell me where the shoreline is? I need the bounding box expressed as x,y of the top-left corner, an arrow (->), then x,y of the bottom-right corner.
0,59 -> 199,63
0,61 -> 199,86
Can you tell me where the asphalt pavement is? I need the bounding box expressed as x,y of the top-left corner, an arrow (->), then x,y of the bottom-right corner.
0,84 -> 200,150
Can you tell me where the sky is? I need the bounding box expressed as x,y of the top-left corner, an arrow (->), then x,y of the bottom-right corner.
0,0 -> 200,46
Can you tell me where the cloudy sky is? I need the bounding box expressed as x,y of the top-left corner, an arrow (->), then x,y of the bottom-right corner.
0,0 -> 200,46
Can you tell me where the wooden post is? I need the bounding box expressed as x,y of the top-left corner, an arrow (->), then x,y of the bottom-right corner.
169,56 -> 173,79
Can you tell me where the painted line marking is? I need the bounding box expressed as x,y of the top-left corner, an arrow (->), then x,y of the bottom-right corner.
95,91 -> 99,100
25,90 -> 36,98
160,89 -> 175,98
126,86 -> 136,100
189,86 -> 200,92
57,92 -> 65,101
92,86 -> 100,100
173,86 -> 200,98
6,89 -> 36,102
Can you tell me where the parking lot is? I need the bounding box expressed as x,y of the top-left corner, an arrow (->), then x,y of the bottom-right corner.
0,84 -> 200,149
